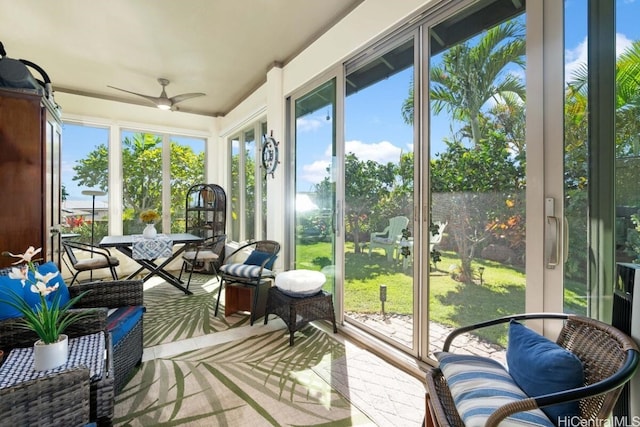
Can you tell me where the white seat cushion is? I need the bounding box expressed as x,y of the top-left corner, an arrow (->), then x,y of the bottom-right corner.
183,250 -> 219,261
275,269 -> 326,297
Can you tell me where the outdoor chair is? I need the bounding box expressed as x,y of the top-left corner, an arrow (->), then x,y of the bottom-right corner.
369,215 -> 409,261
178,234 -> 226,290
394,221 -> 448,269
218,240 -> 280,325
62,240 -> 120,284
424,313 -> 639,427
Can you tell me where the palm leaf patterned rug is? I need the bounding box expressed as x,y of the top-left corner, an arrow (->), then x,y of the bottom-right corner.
143,273 -> 249,347
114,325 -> 375,426
117,273 -> 425,426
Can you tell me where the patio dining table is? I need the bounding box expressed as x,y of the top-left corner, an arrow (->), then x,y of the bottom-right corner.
99,233 -> 203,295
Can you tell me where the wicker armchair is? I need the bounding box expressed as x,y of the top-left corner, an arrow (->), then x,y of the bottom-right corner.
69,278 -> 144,394
0,366 -> 91,426
425,313 -> 640,427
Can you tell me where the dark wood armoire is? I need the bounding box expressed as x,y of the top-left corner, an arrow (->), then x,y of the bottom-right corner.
0,88 -> 62,268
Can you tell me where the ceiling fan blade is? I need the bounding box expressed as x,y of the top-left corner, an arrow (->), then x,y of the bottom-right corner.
107,85 -> 162,105
170,92 -> 206,104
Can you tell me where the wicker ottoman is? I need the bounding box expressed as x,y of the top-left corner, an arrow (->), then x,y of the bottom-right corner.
264,286 -> 337,345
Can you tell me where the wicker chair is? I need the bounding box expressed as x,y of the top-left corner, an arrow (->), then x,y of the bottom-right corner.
0,366 -> 91,426
425,313 -> 640,427
68,278 -> 144,394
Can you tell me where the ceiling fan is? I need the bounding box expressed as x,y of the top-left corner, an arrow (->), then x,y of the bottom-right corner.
108,78 -> 205,110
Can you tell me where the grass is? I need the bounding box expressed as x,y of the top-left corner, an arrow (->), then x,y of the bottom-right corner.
295,241 -> 588,346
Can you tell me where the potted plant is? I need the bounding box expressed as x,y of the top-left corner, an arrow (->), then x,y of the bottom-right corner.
1,246 -> 92,370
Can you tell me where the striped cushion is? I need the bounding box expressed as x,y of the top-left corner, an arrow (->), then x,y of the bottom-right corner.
220,263 -> 272,278
435,352 -> 555,427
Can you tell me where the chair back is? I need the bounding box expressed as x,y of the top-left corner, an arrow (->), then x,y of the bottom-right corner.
254,240 -> 280,257
387,216 -> 409,239
430,222 -> 447,246
62,241 -> 79,265
208,234 -> 227,265
556,316 -> 639,421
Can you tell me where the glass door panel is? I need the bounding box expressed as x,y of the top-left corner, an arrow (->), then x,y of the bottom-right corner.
427,3 -> 527,357
293,79 -> 336,293
614,2 -> 640,268
344,39 -> 416,350
563,1 -> 589,315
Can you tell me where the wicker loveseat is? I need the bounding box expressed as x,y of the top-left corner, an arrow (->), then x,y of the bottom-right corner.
425,313 -> 639,427
0,263 -> 144,405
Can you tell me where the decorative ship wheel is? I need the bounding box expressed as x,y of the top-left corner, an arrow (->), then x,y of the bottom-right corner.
262,131 -> 280,178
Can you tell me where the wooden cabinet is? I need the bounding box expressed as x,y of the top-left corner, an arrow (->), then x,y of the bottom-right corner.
0,88 -> 62,268
185,183 -> 226,239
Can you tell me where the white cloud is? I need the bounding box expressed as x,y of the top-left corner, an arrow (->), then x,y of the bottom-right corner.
565,33 -> 634,84
296,115 -> 327,133
300,139 -> 406,186
345,139 -> 403,163
301,159 -> 332,187
565,36 -> 588,83
616,33 -> 634,57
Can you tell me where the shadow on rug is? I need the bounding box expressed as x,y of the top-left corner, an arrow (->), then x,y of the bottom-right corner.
115,326 -> 375,426
143,273 -> 249,347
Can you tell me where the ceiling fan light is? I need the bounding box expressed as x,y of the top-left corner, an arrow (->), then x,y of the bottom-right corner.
157,100 -> 172,110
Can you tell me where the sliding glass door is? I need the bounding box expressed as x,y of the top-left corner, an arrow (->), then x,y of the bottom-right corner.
343,38 -> 417,351
291,79 -> 337,293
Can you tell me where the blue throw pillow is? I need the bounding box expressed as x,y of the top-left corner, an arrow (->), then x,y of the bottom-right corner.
244,250 -> 276,270
0,274 -> 28,320
507,320 -> 584,425
0,262 -> 70,320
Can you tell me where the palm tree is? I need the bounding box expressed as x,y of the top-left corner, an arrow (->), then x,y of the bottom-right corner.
402,20 -> 526,147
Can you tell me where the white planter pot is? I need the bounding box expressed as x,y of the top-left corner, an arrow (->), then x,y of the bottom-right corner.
33,334 -> 68,371
143,223 -> 157,239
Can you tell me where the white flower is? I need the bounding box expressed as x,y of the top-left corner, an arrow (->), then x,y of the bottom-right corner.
8,266 -> 29,286
6,246 -> 41,264
30,282 -> 59,296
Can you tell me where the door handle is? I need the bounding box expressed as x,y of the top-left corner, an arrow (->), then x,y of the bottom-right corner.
546,215 -> 559,269
545,197 -> 560,269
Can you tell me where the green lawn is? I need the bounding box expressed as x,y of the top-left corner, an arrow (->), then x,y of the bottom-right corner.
296,241 -> 588,346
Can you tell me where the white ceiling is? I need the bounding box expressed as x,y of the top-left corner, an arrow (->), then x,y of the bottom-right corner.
0,0 -> 364,117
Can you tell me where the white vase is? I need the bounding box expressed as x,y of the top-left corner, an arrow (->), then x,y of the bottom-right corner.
143,223 -> 157,239
34,334 -> 68,371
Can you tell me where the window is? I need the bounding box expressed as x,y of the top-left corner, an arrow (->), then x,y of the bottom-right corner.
121,130 -> 205,235
229,120 -> 267,242
60,123 -> 110,245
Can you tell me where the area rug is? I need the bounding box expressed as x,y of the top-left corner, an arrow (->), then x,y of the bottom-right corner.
143,273 -> 249,347
114,326 -> 375,426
